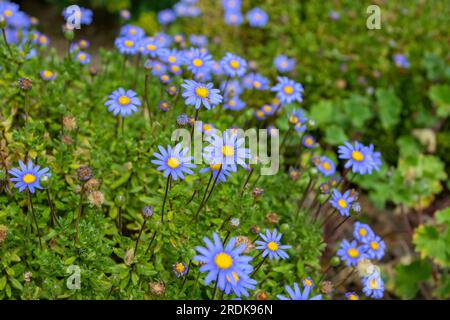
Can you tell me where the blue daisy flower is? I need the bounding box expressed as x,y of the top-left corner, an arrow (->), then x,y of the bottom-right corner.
345,292 -> 360,300
115,36 -> 140,55
393,54 -> 409,69
254,109 -> 266,121
120,25 -> 145,39
158,48 -> 183,65
302,135 -> 315,149
151,144 -> 196,181
157,9 -> 176,25
194,233 -> 253,291
223,272 -> 257,298
271,76 -> 304,105
138,38 -> 161,58
211,61 -> 224,75
8,11 -> 31,29
150,61 -> 167,76
158,101 -> 170,112
277,280 -> 322,300
288,109 -> 307,126
353,222 -> 375,243
159,74 -> 171,84
338,141 -> 372,175
75,51 -> 90,65
189,34 -> 208,48
222,0 -> 242,11
362,272 -> 384,299
242,73 -> 269,91
268,125 -> 279,138
223,96 -> 246,111
246,7 -> 268,28
9,160 -> 51,194
186,47 -> 213,75
120,9 -> 131,20
62,6 -> 93,26
260,104 -> 276,116
181,80 -> 223,110
316,156 -> 336,176
173,262 -> 188,278
255,229 -> 291,260
104,88 -> 141,117
364,144 -> 382,174
0,2 -> 19,25
221,79 -> 243,97
220,53 -> 247,78
199,162 -> 233,183
224,11 -> 243,26
168,64 -> 182,75
361,235 -> 385,261
330,189 -> 355,217
336,239 -> 366,267
40,70 -> 56,81
274,55 -> 295,73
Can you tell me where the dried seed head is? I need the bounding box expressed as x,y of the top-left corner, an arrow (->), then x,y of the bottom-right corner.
229,218 -> 240,229
235,236 -> 254,254
0,225 -> 8,244
77,166 -> 93,182
88,190 -> 104,207
256,291 -> 268,300
84,178 -> 101,192
250,225 -> 261,234
319,182 -> 331,194
24,271 -> 33,283
165,84 -> 178,96
320,281 -> 334,295
252,187 -> 264,198
289,168 -> 300,181
18,78 -> 32,91
142,206 -> 154,218
62,135 -> 73,145
149,282 -> 165,296
63,116 -> 77,131
266,212 -> 279,224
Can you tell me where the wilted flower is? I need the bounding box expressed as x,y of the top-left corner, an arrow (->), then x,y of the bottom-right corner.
149,282 -> 165,295
76,166 -> 93,182
266,212 -> 279,224
87,190 -> 104,207
0,225 -> 8,244
142,206 -> 154,218
84,178 -> 100,192
18,78 -> 32,91
235,236 -> 254,254
252,187 -> 264,198
63,116 -> 77,131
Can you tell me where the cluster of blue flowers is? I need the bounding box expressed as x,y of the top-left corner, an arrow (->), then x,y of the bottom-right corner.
221,0 -> 268,28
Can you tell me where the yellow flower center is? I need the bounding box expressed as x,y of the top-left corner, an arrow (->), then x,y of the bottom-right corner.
222,145 -> 234,157
347,248 -> 359,258
23,174 -> 36,184
229,100 -> 236,107
321,162 -> 331,170
195,87 -> 209,98
175,263 -> 185,273
253,81 -> 261,89
263,105 -> 272,112
118,96 -> 130,105
193,59 -> 203,67
338,199 -> 347,208
359,228 -> 367,237
124,40 -> 134,47
349,294 -> 358,300
226,272 -> 239,283
39,36 -> 47,44
283,85 -> 294,94
351,151 -> 364,162
256,111 -> 264,118
167,157 -> 180,169
369,279 -> 378,289
370,241 -> 379,250
203,124 -> 212,132
43,70 -> 53,79
171,65 -> 180,73
78,54 -> 86,61
305,138 -> 313,145
147,44 -> 156,51
4,10 -> 13,17
214,252 -> 233,269
210,163 -> 222,171
281,61 -> 288,67
303,279 -> 313,287
267,241 -> 279,251
161,75 -> 169,81
289,115 -> 298,124
229,60 -> 239,69
129,29 -> 137,35
168,56 -> 176,63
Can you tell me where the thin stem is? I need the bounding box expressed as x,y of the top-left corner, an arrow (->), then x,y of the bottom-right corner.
223,230 -> 231,245
46,189 -> 59,227
121,117 -> 125,136
239,168 -> 253,197
190,108 -> 200,137
199,167 -> 222,213
28,192 -> 42,249
75,185 -> 85,242
330,215 -> 351,234
179,259 -> 192,293
211,275 -> 220,300
320,209 -> 336,228
133,217 -> 148,257
118,206 -> 122,235
335,269 -> 355,288
144,74 -> 152,123
144,230 -> 158,256
160,175 -> 171,223
280,126 -> 292,151
298,176 -> 313,210
250,256 -> 267,277
2,28 -> 13,56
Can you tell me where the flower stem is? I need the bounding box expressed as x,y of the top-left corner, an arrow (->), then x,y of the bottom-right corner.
133,216 -> 148,258
46,189 -> 59,227
239,168 -> 253,197
28,192 -> 42,249
144,73 -> 152,123
144,230 -> 158,256
190,108 -> 200,137
160,175 -> 171,223
195,167 -> 222,220
330,215 -> 351,234
250,256 -> 267,277
320,209 -> 337,228
75,184 -> 85,242
118,206 -> 122,235
211,275 -> 220,300
2,28 -> 13,56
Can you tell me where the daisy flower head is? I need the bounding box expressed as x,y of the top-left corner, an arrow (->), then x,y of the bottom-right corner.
330,189 -> 355,217
150,61 -> 167,76
120,25 -> 145,40
194,233 -> 253,291
199,161 -> 233,183
364,144 -> 382,174
302,135 -> 316,149
104,88 -> 141,117
274,55 -> 295,73
189,34 -> 208,48
186,47 -> 213,75
9,160 -> 51,194
154,32 -> 173,47
139,38 -> 161,58
78,39 -> 90,49
120,9 -> 131,20
362,272 -> 384,299
157,9 -> 176,25
159,74 -> 171,84
0,2 -> 19,25
271,76 -> 304,105
277,281 -> 322,300
40,70 -> 56,81
224,11 -> 243,26
223,271 -> 257,298
203,129 -> 251,171
158,100 -> 170,112
361,235 -> 385,261
243,73 -> 269,91
222,0 -> 242,11
115,36 -> 139,55
168,64 -> 182,76
220,53 -> 247,78
198,122 -> 216,135
353,222 -> 375,243
254,109 -> 266,121
316,156 -> 336,176
173,262 -> 188,277
181,80 -> 222,110
255,229 -> 291,260
221,79 -> 243,97
151,144 -> 196,180
75,51 -> 90,65
338,141 -> 372,175
158,48 -> 182,65
261,104 -> 276,116
223,96 -> 246,111
211,61 -> 224,75
268,125 -> 279,138
246,7 -> 268,28
337,239 -> 366,267
287,108 -> 307,126
37,34 -> 50,47
62,6 -> 93,26
345,292 -> 360,300
393,54 -> 409,69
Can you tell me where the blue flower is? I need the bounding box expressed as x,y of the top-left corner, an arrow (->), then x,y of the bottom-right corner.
120,9 -> 131,20
203,130 -> 251,171
199,162 -> 233,183
302,135 -> 315,149
242,73 -> 269,90
158,48 -> 183,65
9,160 -> 51,193
337,239 -> 366,267
173,262 -> 188,277
40,70 -> 56,81
223,96 -> 246,111
157,9 -> 176,25
115,36 -> 140,55
194,233 -> 253,291
271,77 -> 304,105
189,34 -> 208,48
221,79 -> 243,97
393,54 -> 409,69
159,74 -> 171,84
220,53 -> 247,77
120,25 -> 145,39
0,2 -> 20,25
222,0 -> 242,11
168,64 -> 182,75
277,281 -> 322,300
338,141 -> 372,175
330,189 -> 355,217
185,48 -> 213,75
8,11 -> 30,29
181,80 -> 222,110
104,88 -> 141,117
75,51 -> 90,65
255,229 -> 291,260
246,7 -> 268,27
254,109 -> 266,121
154,32 -> 173,47
328,11 -> 341,21
151,144 -> 196,180
62,6 -> 93,26
139,38 -> 161,58
361,235 -> 385,261
353,222 -> 375,243
158,101 -> 170,112
225,11 -> 243,26
364,144 -> 382,174
261,104 -> 276,116
149,61 -> 167,76
223,272 -> 257,298
316,156 -> 336,176
345,292 -> 360,300
268,126 -> 279,138
362,272 -> 384,299
288,109 -> 307,126
274,55 -> 295,73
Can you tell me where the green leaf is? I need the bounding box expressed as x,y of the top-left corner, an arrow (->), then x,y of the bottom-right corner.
9,278 -> 23,291
309,100 -> 334,126
413,225 -> 450,267
324,125 -> 349,145
376,88 -> 402,129
429,84 -> 450,118
394,260 -> 432,299
436,207 -> 450,224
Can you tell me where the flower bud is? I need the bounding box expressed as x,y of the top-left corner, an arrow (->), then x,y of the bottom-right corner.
114,194 -> 126,207
39,174 -> 53,189
142,206 -> 154,218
